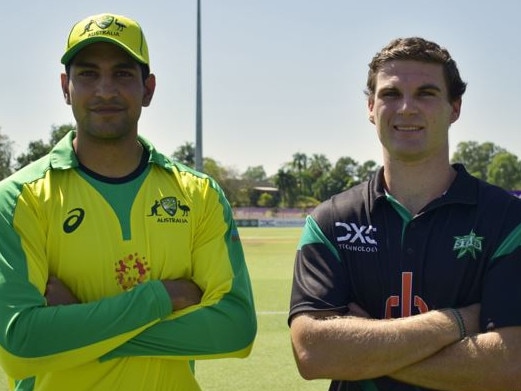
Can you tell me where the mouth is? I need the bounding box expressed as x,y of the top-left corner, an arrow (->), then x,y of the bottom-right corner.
393,125 -> 423,132
90,106 -> 124,115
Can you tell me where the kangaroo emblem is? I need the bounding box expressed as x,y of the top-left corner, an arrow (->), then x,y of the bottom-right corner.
79,15 -> 119,36
178,200 -> 191,216
79,20 -> 96,36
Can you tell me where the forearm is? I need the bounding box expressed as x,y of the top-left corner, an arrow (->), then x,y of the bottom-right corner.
102,208 -> 257,361
0,280 -> 172,378
390,326 -> 521,391
290,309 -> 461,381
101,286 -> 257,361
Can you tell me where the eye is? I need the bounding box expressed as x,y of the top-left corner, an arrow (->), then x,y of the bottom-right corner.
418,89 -> 436,97
78,70 -> 97,78
380,89 -> 400,98
115,69 -> 136,79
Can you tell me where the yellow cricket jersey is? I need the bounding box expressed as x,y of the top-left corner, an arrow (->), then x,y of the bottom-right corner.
0,131 -> 257,390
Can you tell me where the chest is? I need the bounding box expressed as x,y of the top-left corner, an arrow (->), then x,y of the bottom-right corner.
42,173 -> 196,299
335,208 -> 490,315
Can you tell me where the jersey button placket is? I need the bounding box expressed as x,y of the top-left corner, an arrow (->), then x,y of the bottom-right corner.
404,221 -> 417,259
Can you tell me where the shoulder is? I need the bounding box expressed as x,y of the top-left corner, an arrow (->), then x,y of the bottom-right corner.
0,155 -> 52,193
311,180 -> 374,228
472,173 -> 521,211
452,164 -> 521,209
455,166 -> 521,239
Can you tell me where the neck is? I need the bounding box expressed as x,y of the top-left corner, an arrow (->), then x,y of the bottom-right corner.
73,136 -> 144,178
383,157 -> 456,216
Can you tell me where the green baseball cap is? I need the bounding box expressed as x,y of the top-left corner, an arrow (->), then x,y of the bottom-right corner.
61,13 -> 149,66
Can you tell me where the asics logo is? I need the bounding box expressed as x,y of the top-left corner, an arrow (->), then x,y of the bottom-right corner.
335,222 -> 377,245
63,208 -> 85,233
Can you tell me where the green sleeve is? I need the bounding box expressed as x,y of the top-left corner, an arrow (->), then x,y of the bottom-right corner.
0,175 -> 173,379
100,264 -> 256,361
101,215 -> 257,361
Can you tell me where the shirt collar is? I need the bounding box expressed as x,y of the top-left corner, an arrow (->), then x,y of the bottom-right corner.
369,163 -> 478,213
48,130 -> 174,171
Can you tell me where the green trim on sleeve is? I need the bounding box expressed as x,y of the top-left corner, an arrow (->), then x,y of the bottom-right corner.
298,215 -> 341,263
492,223 -> 521,260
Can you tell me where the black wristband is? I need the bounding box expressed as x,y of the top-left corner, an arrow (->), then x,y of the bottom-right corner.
450,308 -> 467,340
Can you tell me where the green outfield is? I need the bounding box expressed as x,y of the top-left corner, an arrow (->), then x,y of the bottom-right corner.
0,227 -> 329,390
196,227 -> 329,390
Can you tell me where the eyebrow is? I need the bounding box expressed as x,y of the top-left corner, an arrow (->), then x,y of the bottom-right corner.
417,83 -> 442,92
72,60 -> 138,70
378,83 -> 443,93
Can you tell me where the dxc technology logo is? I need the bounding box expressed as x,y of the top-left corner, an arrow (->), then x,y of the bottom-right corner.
335,222 -> 378,252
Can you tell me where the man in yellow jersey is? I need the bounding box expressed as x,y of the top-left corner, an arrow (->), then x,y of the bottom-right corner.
0,13 -> 256,390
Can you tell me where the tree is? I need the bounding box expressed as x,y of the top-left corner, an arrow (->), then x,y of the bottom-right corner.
487,152 -> 521,190
331,156 -> 360,189
451,141 -> 505,180
274,168 -> 298,207
239,166 -> 269,207
241,166 -> 267,182
291,152 -> 309,194
16,124 -> 73,169
257,192 -> 276,207
357,160 -> 379,182
0,128 -> 13,180
172,142 -> 195,167
201,157 -> 244,206
50,124 -> 74,145
308,154 -> 332,180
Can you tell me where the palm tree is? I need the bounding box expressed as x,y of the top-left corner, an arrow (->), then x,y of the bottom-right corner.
274,169 -> 298,207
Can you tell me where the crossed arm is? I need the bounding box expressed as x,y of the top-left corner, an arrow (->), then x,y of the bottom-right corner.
45,276 -> 202,311
290,303 -> 521,391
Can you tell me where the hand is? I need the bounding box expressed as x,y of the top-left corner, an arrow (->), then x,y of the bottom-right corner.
161,279 -> 203,311
45,276 -> 80,306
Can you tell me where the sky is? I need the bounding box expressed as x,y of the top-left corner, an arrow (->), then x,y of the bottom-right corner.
2,1 -> 521,177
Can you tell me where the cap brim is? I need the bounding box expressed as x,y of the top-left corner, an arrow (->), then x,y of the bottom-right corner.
61,37 -> 148,65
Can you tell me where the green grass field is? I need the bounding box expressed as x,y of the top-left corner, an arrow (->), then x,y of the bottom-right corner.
0,227 -> 329,390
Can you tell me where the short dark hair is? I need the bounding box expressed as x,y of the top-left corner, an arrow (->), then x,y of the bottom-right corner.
365,37 -> 467,103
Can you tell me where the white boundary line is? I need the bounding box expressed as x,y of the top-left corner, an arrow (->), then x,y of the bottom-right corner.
256,311 -> 287,315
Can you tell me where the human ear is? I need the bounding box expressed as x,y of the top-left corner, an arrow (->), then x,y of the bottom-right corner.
142,74 -> 156,107
368,97 -> 375,124
60,73 -> 71,105
450,98 -> 462,124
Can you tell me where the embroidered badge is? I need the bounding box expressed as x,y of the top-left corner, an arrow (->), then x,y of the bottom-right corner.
453,230 -> 484,260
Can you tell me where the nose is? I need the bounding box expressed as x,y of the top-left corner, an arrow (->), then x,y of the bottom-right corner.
95,75 -> 118,99
397,95 -> 417,115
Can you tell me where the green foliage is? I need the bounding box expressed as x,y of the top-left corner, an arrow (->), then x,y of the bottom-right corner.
242,165 -> 267,182
4,126 -> 521,203
0,128 -> 13,180
451,141 -> 521,190
296,195 -> 320,209
172,141 -> 195,167
487,152 -> 521,190
274,169 -> 298,207
257,192 -> 276,207
451,141 -> 505,180
15,124 -> 73,170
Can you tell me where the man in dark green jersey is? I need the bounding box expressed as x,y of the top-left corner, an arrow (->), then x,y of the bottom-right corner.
0,13 -> 256,390
289,37 -> 521,390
